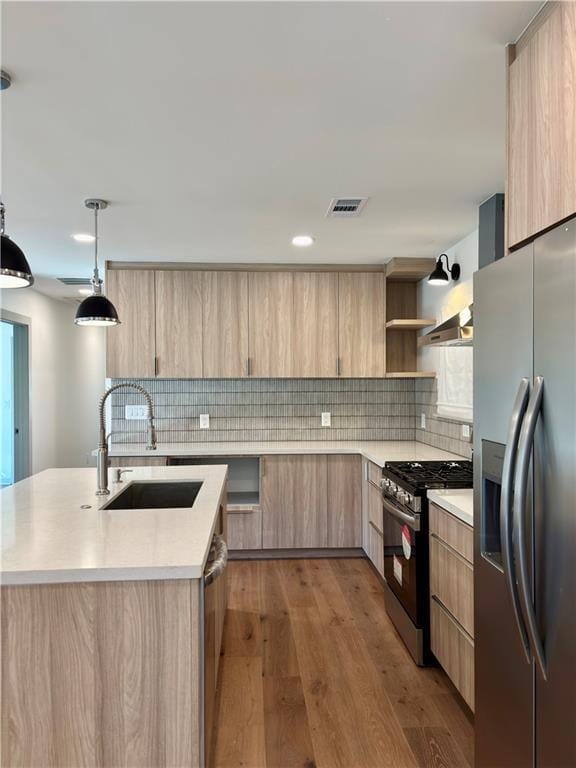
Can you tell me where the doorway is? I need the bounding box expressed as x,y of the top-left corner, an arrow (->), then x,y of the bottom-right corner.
1,315 -> 30,485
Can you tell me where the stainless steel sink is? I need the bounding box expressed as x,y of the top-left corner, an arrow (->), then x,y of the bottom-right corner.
102,481 -> 202,510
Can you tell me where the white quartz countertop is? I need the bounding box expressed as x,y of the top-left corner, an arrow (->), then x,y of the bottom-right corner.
107,440 -> 466,468
427,488 -> 474,527
1,466 -> 227,586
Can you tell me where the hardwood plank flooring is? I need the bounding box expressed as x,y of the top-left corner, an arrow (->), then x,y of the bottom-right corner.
214,559 -> 473,768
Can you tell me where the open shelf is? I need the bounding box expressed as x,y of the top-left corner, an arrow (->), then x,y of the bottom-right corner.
385,257 -> 436,282
228,490 -> 260,508
386,372 -> 436,379
386,318 -> 436,330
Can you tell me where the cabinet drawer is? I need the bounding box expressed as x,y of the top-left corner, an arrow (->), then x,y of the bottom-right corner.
367,461 -> 382,487
226,506 -> 262,550
431,596 -> 474,711
367,482 -> 383,533
368,522 -> 384,577
430,534 -> 474,637
429,502 -> 473,564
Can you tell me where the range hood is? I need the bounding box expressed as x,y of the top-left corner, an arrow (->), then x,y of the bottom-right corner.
418,305 -> 473,347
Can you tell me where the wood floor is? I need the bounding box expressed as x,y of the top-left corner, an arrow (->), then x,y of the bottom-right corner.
213,558 -> 474,768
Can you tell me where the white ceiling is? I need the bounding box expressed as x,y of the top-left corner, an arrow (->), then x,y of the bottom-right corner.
2,1 -> 539,296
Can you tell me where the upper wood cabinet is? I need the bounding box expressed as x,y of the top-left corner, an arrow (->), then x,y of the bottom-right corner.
507,2 -> 576,248
203,271 -> 249,378
338,272 -> 386,378
106,269 -> 156,378
106,267 -> 391,379
155,270 -> 203,378
248,272 -> 294,377
293,272 -> 339,378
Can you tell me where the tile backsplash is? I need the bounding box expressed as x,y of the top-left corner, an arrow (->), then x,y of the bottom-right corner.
109,377 -> 472,457
414,378 -> 473,459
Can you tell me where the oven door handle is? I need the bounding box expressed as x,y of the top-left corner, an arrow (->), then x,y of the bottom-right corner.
382,497 -> 420,531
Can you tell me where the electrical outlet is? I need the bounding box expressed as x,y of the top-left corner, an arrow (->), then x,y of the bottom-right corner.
462,424 -> 471,440
125,404 -> 148,420
321,412 -> 331,427
420,413 -> 426,430
199,414 -> 210,429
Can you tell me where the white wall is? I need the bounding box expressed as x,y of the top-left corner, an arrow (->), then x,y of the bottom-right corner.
418,229 -> 478,421
1,288 -> 106,474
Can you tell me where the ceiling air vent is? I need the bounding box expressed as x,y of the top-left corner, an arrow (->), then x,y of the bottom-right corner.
57,277 -> 92,286
326,197 -> 368,218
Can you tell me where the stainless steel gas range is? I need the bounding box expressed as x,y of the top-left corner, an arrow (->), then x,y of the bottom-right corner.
380,460 -> 473,666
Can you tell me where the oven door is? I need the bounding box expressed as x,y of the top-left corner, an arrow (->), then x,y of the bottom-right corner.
382,495 -> 425,626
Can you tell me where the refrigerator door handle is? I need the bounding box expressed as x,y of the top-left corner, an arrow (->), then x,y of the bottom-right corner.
513,376 -> 547,681
500,377 -> 531,662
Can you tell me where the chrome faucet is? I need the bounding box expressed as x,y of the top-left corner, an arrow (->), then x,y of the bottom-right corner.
96,383 -> 157,496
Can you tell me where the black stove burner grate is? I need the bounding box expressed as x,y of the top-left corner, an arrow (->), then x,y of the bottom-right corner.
384,460 -> 473,489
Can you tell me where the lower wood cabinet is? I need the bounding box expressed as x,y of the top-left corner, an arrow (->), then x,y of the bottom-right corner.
430,597 -> 474,711
261,455 -> 328,548
226,505 -> 262,550
205,503 -> 228,768
327,455 -> 362,547
368,522 -> 385,578
429,502 -> 474,711
261,454 -> 362,550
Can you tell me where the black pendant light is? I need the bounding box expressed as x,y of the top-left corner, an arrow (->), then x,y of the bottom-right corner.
0,202 -> 34,288
75,199 -> 120,327
428,253 -> 461,286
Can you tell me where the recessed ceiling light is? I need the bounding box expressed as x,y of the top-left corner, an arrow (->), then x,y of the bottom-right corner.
78,287 -> 93,296
72,233 -> 95,243
292,235 -> 314,247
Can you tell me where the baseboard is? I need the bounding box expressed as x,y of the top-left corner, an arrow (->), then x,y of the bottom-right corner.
228,547 -> 364,560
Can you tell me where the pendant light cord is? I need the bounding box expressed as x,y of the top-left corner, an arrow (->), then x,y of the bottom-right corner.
92,204 -> 102,292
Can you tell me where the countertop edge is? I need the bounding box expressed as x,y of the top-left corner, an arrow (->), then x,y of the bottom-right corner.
428,490 -> 474,528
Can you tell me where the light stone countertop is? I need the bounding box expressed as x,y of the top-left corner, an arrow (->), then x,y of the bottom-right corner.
427,488 -> 474,527
1,466 -> 227,586
107,440 -> 467,468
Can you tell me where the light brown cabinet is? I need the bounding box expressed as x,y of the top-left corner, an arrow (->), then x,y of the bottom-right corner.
106,269 -> 156,378
248,272 -> 294,377
429,502 -> 474,710
327,455 -> 362,547
293,272 -> 339,377
226,505 -> 262,550
338,272 -> 386,378
204,506 -> 228,768
364,460 -> 385,576
261,455 -> 328,548
155,270 -> 203,378
203,271 -> 249,378
106,267 -> 392,379
507,2 -> 576,249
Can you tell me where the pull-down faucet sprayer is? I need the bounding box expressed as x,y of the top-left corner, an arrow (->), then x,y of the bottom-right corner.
96,383 -> 157,496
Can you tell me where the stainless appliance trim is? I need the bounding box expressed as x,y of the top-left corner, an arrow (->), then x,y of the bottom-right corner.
382,496 -> 420,531
500,377 -> 531,661
514,376 -> 547,680
383,580 -> 424,664
204,534 -> 228,586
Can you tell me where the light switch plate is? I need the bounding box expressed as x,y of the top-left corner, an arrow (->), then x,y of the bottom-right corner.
125,404 -> 148,420
199,414 -> 210,429
321,412 -> 331,427
461,424 -> 471,440
420,413 -> 426,429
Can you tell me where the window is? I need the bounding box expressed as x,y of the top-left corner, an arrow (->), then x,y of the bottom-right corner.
1,316 -> 30,485
436,346 -> 473,422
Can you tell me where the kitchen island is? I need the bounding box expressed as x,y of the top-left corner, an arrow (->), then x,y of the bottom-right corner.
1,466 -> 228,768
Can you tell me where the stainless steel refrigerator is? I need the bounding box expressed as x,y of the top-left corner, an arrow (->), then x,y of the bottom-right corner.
474,217 -> 576,768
